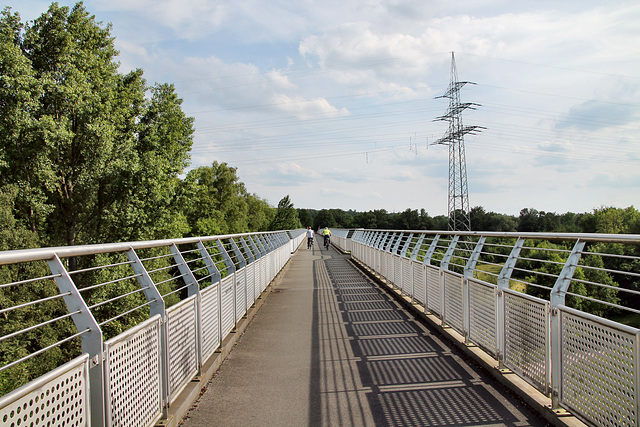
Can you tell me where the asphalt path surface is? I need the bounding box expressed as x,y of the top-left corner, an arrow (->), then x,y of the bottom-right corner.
181,240 -> 549,426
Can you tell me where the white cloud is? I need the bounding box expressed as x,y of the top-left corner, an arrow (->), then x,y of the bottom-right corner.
14,0 -> 640,215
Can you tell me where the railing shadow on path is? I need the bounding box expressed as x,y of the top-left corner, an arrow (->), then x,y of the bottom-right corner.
180,240 -> 549,427
309,246 -> 549,427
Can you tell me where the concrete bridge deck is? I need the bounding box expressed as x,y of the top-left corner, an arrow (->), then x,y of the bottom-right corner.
181,241 -> 550,426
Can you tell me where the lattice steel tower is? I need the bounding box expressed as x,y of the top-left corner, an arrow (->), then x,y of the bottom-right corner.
433,52 -> 484,231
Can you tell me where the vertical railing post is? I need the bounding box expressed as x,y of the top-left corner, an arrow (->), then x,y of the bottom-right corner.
197,241 -> 222,352
216,239 -> 237,274
216,239 -> 237,327
126,248 -> 168,419
463,236 -> 486,341
550,239 -> 585,408
373,232 -> 384,272
409,234 -> 426,305
249,235 -> 266,258
169,244 -> 202,374
496,237 -> 525,369
229,239 -> 248,316
229,239 -> 247,269
440,235 -> 460,326
47,254 -> 105,427
422,234 -> 440,266
170,244 -> 200,298
410,234 -> 425,261
239,237 -> 256,264
400,233 -> 413,257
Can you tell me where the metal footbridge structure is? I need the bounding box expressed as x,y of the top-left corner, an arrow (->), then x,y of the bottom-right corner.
0,229 -> 639,426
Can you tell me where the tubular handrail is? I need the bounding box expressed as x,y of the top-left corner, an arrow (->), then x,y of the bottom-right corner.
0,230 -> 291,265
336,228 -> 640,427
0,229 -> 306,427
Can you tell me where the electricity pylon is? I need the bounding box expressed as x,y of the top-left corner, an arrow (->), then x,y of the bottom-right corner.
433,52 -> 485,231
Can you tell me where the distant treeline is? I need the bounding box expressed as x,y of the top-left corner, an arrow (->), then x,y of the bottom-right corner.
299,206 -> 640,235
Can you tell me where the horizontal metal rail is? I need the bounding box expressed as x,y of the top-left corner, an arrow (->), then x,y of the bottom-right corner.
337,228 -> 640,427
0,229 -> 305,427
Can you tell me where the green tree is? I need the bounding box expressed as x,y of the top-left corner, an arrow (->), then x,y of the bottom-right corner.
269,195 -> 301,230
181,162 -> 270,235
103,82 -> 193,242
517,208 -> 540,232
0,3 -> 195,251
313,209 -> 337,230
247,194 -> 274,231
297,208 -> 313,229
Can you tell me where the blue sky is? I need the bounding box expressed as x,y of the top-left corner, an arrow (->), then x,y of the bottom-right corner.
10,0 -> 640,216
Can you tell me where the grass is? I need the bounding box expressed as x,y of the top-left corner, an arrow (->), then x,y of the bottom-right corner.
473,264 -> 528,293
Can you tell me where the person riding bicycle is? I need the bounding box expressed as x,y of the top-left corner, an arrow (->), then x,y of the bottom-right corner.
306,226 -> 314,248
322,227 -> 331,248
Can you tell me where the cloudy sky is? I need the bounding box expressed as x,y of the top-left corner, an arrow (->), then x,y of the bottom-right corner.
11,0 -> 640,216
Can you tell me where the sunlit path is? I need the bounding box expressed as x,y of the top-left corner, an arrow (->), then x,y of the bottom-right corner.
181,241 -> 548,426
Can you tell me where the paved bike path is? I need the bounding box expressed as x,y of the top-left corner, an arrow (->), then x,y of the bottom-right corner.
181,241 -> 548,426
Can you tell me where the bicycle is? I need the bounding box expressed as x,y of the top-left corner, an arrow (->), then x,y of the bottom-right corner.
307,237 -> 313,249
324,235 -> 330,250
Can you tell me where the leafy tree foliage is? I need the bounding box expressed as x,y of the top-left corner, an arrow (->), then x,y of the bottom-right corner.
297,208 -> 314,228
0,3 -> 194,255
269,195 -> 301,231
313,209 -> 338,230
181,162 -> 274,236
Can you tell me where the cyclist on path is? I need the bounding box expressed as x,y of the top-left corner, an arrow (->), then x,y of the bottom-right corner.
306,227 -> 314,249
322,227 -> 331,248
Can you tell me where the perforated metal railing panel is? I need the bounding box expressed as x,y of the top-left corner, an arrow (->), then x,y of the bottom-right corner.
0,355 -> 90,427
503,291 -> 549,393
246,263 -> 256,307
167,295 -> 198,403
468,279 -> 498,357
201,282 -> 221,361
220,275 -> 235,338
443,271 -> 464,335
393,254 -> 402,286
401,257 -> 412,296
259,258 -> 266,293
412,261 -> 426,305
104,316 -> 162,427
235,268 -> 247,322
167,295 -> 198,402
426,265 -> 441,316
560,308 -> 638,427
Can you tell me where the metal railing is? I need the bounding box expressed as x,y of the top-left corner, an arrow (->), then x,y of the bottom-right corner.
337,229 -> 640,427
0,230 -> 305,426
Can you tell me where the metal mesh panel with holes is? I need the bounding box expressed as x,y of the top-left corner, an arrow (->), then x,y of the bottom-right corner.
220,275 -> 235,339
394,255 -> 402,287
235,267 -> 247,322
412,261 -> 426,306
259,257 -> 266,292
104,316 -> 162,427
443,271 -> 464,335
200,282 -> 220,361
389,254 -> 397,284
468,278 -> 498,357
266,253 -> 273,286
401,257 -> 412,296
503,291 -> 549,393
0,355 -> 90,427
380,251 -> 387,279
426,265 -> 441,316
246,263 -> 255,308
560,308 -> 638,427
167,295 -> 198,403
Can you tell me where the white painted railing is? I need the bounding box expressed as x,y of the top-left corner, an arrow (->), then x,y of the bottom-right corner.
337,229 -> 640,427
0,230 -> 305,426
